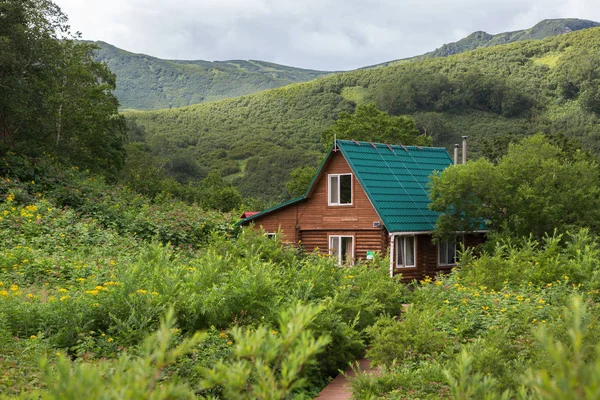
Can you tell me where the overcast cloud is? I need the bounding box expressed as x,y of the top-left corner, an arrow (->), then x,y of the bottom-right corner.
53,0 -> 600,71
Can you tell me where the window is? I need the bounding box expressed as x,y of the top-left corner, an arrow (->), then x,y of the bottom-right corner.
328,174 -> 352,205
438,236 -> 463,266
329,236 -> 354,265
266,232 -> 277,240
396,236 -> 415,268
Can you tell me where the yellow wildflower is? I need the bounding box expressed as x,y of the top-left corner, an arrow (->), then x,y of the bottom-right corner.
227,341 -> 233,345
60,295 -> 70,301
10,284 -> 18,291
58,288 -> 68,293
107,338 -> 113,343
30,335 -> 37,339
136,289 -> 147,295
0,291 -> 8,297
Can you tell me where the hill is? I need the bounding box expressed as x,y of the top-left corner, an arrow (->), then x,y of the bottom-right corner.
124,27 -> 600,203
93,41 -> 333,110
96,19 -> 597,111
372,18 -> 600,67
427,18 -> 600,58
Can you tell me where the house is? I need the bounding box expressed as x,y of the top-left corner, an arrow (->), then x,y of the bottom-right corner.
238,140 -> 485,281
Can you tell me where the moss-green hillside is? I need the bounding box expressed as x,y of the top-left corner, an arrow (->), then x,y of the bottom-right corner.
374,18 -> 600,66
125,27 -> 600,202
93,41 -> 332,110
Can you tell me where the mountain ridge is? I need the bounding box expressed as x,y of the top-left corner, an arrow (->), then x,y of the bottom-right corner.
369,18 -> 600,68
93,41 -> 333,110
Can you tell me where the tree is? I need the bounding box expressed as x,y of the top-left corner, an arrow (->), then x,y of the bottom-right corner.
286,166 -> 317,198
429,134 -> 600,240
198,171 -> 242,212
0,0 -> 126,178
320,103 -> 431,149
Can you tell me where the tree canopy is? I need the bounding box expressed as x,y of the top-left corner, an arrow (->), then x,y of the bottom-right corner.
429,134 -> 600,239
320,104 -> 432,149
0,0 -> 126,178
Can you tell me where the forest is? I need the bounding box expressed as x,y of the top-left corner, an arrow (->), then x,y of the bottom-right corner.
3,0 -> 600,399
124,25 -> 600,204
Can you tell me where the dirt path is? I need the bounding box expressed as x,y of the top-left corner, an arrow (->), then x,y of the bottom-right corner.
314,359 -> 375,400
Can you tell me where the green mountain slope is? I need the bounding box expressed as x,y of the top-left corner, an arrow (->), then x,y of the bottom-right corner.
125,27 -> 600,202
372,18 -> 600,67
93,41 -> 332,110
428,18 -> 600,58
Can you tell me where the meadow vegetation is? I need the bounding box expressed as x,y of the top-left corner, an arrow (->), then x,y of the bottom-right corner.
0,152 -> 408,399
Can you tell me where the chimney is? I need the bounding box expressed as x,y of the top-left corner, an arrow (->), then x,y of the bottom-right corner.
454,144 -> 459,165
462,136 -> 468,164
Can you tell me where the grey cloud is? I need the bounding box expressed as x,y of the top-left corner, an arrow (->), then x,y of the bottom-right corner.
55,0 -> 600,70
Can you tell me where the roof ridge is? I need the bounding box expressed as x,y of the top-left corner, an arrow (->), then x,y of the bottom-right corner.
336,139 -> 448,150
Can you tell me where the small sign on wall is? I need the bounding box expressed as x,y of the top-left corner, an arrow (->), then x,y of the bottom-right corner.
366,251 -> 374,260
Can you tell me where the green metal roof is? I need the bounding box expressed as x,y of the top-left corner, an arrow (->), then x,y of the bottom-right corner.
238,140 -> 454,232
336,140 -> 452,232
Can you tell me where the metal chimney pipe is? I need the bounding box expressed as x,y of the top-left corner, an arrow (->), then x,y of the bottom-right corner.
454,144 -> 459,165
462,136 -> 468,164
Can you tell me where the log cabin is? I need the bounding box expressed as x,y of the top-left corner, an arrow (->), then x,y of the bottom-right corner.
238,139 -> 485,281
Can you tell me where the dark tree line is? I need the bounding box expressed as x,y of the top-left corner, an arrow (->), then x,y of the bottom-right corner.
0,0 -> 126,178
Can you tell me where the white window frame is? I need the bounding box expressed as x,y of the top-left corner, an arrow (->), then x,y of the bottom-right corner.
329,235 -> 354,265
328,173 -> 353,206
265,232 -> 277,240
438,235 -> 464,266
395,236 -> 416,268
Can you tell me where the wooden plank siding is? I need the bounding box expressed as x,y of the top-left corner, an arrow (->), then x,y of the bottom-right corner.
250,150 -> 383,242
392,233 -> 486,281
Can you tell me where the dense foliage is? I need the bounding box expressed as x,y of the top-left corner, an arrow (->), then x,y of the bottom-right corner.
125,26 -> 600,202
320,104 -> 431,149
430,134 -> 600,239
0,153 -> 408,398
350,230 -> 600,399
93,41 -> 332,111
0,0 -> 126,179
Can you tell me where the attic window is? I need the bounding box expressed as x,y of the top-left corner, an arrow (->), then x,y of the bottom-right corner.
328,174 -> 352,205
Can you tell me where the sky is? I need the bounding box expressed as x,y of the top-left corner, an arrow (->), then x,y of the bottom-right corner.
53,0 -> 600,71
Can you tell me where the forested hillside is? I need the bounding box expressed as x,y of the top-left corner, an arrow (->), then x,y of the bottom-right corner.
374,18 -> 600,66
93,41 -> 332,110
126,27 -> 600,203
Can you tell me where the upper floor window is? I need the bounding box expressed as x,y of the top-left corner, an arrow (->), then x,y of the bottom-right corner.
328,174 -> 352,205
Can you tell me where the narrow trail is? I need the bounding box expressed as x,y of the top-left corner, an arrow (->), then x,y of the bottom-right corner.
315,359 -> 376,400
